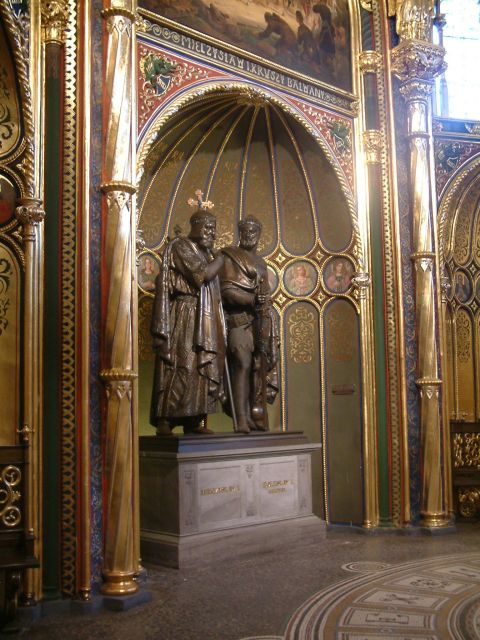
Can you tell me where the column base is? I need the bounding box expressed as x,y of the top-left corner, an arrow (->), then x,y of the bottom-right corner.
100,571 -> 138,596
420,511 -> 455,531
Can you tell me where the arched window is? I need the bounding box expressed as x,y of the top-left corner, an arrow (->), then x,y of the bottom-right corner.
435,0 -> 480,120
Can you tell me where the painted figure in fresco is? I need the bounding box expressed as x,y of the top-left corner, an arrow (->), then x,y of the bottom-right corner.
325,259 -> 351,293
454,271 -> 471,304
313,2 -> 335,74
150,196 -> 226,435
220,216 -> 280,433
296,10 -> 316,61
287,262 -> 315,296
138,255 -> 158,292
259,12 -> 297,58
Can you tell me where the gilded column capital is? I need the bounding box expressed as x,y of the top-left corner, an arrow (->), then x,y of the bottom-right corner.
363,130 -> 383,164
352,270 -> 371,300
100,7 -> 136,22
391,41 -> 446,85
41,1 -> 68,45
15,199 -> 45,242
100,180 -> 137,194
415,379 -> 442,400
358,50 -> 382,75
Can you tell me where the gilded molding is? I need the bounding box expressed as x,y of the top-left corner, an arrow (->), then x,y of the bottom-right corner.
371,2 -> 410,525
358,51 -> 381,75
100,368 -> 138,382
101,7 -> 136,22
363,130 -> 383,164
100,181 -> 137,194
41,1 -> 67,45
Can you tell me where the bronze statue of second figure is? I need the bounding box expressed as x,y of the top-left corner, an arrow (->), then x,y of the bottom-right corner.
150,209 -> 279,435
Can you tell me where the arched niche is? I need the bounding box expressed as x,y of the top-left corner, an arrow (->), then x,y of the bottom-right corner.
136,83 -> 362,522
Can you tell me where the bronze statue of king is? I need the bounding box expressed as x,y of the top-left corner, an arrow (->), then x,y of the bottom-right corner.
220,215 -> 280,433
150,193 -> 226,435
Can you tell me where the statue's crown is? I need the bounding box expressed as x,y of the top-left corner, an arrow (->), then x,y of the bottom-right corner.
187,189 -> 214,212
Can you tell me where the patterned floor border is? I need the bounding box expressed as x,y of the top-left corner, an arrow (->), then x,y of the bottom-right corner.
242,553 -> 480,640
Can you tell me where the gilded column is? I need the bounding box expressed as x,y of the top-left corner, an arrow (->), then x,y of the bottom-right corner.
391,1 -> 451,528
100,2 -> 138,596
15,199 -> 45,604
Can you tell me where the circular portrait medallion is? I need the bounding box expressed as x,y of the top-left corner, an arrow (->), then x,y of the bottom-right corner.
323,257 -> 353,294
284,260 -> 317,297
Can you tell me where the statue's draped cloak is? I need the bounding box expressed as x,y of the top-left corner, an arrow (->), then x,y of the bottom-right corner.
150,237 -> 226,423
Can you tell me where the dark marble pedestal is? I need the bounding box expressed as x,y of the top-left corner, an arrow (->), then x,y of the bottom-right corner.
139,431 -> 324,568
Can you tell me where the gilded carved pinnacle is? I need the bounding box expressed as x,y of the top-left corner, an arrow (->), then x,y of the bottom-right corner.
395,0 -> 435,42
358,51 -> 381,75
391,41 -> 446,85
41,0 -> 68,44
363,130 -> 383,164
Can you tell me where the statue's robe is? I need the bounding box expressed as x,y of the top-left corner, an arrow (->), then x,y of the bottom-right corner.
221,246 -> 280,409
150,236 -> 226,424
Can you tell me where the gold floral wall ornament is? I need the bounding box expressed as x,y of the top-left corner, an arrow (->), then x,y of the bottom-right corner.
453,433 -> 480,469
457,487 -> 480,518
0,257 -> 13,336
288,305 -> 315,364
41,0 -> 68,44
0,465 -> 21,528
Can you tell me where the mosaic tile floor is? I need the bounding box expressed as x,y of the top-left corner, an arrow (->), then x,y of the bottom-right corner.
23,524 -> 480,640
247,553 -> 480,639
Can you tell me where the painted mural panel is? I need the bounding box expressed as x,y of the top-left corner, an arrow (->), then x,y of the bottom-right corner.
139,0 -> 352,92
456,308 -> 475,421
0,245 -> 20,445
